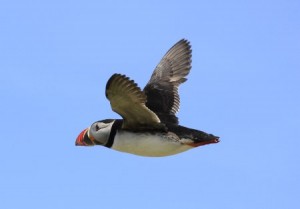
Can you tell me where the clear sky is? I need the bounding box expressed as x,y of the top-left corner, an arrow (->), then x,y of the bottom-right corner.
1,0 -> 299,208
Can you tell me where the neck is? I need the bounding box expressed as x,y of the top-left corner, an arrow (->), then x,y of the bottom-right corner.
104,119 -> 123,148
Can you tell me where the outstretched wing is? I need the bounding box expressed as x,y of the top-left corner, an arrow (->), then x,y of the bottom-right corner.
106,74 -> 164,131
143,39 -> 192,125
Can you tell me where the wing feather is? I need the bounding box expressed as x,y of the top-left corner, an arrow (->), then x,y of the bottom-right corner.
144,39 -> 192,124
106,74 -> 164,130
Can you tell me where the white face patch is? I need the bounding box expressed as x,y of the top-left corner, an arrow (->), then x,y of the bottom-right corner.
89,121 -> 114,145
93,122 -> 109,131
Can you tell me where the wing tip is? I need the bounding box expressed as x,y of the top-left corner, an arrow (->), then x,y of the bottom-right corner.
106,73 -> 121,98
177,38 -> 192,50
106,73 -> 146,101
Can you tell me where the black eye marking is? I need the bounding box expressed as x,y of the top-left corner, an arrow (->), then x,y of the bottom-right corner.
95,124 -> 100,131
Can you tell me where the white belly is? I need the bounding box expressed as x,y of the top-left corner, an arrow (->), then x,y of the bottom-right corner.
111,131 -> 192,157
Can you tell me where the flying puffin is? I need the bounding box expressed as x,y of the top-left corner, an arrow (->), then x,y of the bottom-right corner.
76,39 -> 219,157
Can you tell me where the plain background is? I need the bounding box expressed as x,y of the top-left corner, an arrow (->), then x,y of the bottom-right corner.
1,0 -> 299,208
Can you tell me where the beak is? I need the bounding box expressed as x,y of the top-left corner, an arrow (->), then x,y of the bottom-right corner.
76,128 -> 88,146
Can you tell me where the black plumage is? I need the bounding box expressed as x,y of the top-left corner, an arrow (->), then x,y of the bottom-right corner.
144,39 -> 192,125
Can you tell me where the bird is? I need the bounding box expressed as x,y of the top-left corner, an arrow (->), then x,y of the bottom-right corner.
76,39 -> 219,157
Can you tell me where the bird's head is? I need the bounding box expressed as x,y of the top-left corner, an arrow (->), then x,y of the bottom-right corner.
76,119 -> 115,146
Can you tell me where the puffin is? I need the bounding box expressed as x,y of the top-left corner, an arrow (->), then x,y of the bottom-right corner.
76,39 -> 219,157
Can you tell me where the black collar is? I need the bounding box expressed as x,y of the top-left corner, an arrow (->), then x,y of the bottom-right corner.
104,119 -> 123,148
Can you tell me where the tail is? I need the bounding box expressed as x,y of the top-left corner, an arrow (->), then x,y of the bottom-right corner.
190,133 -> 219,147
168,124 -> 220,147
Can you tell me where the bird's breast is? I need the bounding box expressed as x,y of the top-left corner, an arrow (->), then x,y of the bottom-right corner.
111,130 -> 192,157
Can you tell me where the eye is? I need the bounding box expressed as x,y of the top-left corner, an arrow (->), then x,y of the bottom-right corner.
95,124 -> 100,131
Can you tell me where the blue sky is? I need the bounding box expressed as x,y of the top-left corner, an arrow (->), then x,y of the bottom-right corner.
1,0 -> 299,208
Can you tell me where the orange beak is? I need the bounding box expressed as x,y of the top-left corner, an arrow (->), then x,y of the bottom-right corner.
75,128 -> 88,146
